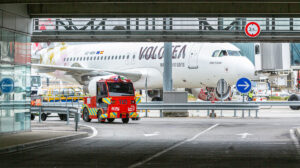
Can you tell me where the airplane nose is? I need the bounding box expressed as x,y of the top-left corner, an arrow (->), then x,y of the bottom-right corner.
237,57 -> 256,80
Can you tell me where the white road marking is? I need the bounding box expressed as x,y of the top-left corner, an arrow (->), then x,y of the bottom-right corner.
289,129 -> 300,155
236,133 -> 253,139
144,132 -> 160,137
79,124 -> 98,139
128,123 -> 219,168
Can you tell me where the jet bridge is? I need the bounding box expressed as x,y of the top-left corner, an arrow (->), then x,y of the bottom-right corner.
32,17 -> 300,42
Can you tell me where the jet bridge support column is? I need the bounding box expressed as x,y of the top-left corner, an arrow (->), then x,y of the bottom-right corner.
162,40 -> 188,117
163,42 -> 173,91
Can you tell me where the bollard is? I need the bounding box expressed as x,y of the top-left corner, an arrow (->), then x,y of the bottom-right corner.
220,110 -> 223,117
242,110 -> 244,118
234,110 -> 237,117
145,109 -> 148,117
255,109 -> 258,118
39,106 -> 42,123
248,110 -> 251,117
67,108 -> 70,125
160,110 -> 163,118
75,112 -> 79,131
212,110 -> 215,118
207,110 -> 210,117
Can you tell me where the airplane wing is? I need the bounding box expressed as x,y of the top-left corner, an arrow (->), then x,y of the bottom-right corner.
31,64 -> 142,82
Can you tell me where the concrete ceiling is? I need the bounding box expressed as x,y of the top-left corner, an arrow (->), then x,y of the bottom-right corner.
1,0 -> 300,18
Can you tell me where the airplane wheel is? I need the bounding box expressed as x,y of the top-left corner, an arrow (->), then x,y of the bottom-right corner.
83,108 -> 91,122
31,114 -> 35,120
122,118 -> 129,124
107,118 -> 115,123
41,113 -> 47,121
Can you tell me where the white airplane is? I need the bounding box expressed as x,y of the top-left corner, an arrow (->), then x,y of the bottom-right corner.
32,42 -> 255,101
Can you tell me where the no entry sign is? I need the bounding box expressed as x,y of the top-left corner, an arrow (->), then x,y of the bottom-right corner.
245,22 -> 261,38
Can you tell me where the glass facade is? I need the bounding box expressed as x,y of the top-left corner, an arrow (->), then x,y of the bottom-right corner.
0,28 -> 31,133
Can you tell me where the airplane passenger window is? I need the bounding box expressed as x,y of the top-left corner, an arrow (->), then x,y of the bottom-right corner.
80,57 -> 82,61
119,56 -> 121,59
101,57 -> 103,60
90,57 -> 93,60
133,55 -> 135,59
64,58 -> 66,61
219,50 -> 228,57
123,55 -> 125,59
83,57 -> 85,61
104,57 -> 106,60
212,50 -> 220,57
112,56 -> 114,60
108,56 -> 110,60
94,57 -> 96,60
77,57 -> 79,61
127,55 -> 129,59
97,56 -> 99,60
87,57 -> 89,61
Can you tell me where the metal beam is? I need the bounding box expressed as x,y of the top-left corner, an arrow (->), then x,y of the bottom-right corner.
31,31 -> 300,42
3,0 -> 300,4
28,3 -> 300,18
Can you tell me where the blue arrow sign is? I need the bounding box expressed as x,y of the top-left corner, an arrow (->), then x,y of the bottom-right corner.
236,77 -> 251,94
0,78 -> 14,94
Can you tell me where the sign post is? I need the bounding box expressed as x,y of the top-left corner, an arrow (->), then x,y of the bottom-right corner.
236,77 -> 252,103
245,22 -> 261,38
0,78 -> 14,94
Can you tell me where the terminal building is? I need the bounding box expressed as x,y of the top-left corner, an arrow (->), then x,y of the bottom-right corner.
0,5 -> 31,133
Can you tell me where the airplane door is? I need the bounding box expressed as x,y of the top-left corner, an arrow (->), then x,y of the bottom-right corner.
188,52 -> 198,69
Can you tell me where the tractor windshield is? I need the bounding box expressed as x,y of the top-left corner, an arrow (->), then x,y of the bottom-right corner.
107,82 -> 134,96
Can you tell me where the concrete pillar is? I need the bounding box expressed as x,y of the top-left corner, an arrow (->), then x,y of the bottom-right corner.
163,42 -> 173,92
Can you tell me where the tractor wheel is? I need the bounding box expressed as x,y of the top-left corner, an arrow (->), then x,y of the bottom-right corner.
288,94 -> 300,110
31,114 -> 35,120
41,113 -> 47,121
107,118 -> 115,123
83,108 -> 91,122
122,118 -> 129,124
59,114 -> 67,121
97,110 -> 106,123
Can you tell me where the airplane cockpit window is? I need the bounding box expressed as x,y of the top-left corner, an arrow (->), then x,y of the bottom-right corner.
112,56 -> 114,60
212,50 -> 220,57
127,55 -> 129,59
97,56 -> 99,60
83,57 -> 86,61
94,57 -> 96,60
77,57 -> 79,61
227,50 -> 241,56
219,50 -> 228,57
80,57 -> 82,61
87,57 -> 89,61
119,56 -> 121,59
123,55 -> 125,59
108,56 -> 110,60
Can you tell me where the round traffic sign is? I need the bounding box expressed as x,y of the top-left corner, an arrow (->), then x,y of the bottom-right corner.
0,78 -> 14,94
245,22 -> 261,38
236,78 -> 252,94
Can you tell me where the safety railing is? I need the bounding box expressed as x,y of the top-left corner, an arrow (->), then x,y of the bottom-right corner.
30,106 -> 80,131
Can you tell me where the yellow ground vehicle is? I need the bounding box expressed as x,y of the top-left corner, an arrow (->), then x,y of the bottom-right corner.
42,86 -> 83,102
